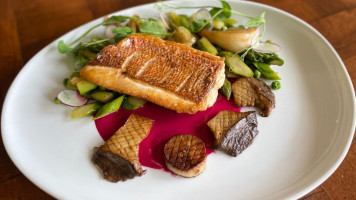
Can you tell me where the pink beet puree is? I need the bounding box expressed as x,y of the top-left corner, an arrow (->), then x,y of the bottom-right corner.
95,95 -> 241,171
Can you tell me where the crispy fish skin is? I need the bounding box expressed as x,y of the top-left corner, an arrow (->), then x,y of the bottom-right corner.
92,114 -> 154,182
232,77 -> 275,117
164,134 -> 207,177
80,34 -> 225,114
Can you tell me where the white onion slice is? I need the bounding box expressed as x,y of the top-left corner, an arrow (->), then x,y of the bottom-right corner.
253,42 -> 281,54
195,8 -> 213,30
57,90 -> 89,107
159,9 -> 171,30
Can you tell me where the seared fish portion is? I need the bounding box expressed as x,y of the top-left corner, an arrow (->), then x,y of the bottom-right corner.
92,114 -> 154,182
207,111 -> 258,157
164,134 -> 207,177
81,34 -> 225,114
232,77 -> 275,117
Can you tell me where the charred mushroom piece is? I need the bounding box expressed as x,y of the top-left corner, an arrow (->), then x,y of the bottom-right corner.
207,111 -> 258,157
92,114 -> 154,182
164,134 -> 207,178
219,112 -> 258,156
232,77 -> 275,117
207,111 -> 254,147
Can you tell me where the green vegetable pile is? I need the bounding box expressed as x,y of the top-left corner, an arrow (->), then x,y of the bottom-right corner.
55,0 -> 284,119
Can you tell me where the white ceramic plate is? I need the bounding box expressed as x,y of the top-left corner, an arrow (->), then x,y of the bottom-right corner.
2,0 -> 355,199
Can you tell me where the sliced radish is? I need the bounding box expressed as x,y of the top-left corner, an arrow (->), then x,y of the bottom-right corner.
250,27 -> 261,47
195,9 -> 213,30
57,90 -> 89,107
195,8 -> 211,20
159,9 -> 171,30
253,42 -> 281,54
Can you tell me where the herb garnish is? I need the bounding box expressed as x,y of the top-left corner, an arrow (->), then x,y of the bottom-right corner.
139,21 -> 170,36
57,15 -> 173,54
156,0 -> 266,60
112,27 -> 134,43
57,15 -> 138,54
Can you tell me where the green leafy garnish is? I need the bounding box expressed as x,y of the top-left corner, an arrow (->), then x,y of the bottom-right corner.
102,16 -> 135,25
158,0 -> 266,45
112,27 -> 134,35
232,11 -> 266,61
81,38 -> 111,47
189,19 -> 208,33
57,15 -> 136,54
246,12 -> 266,28
189,8 -> 225,33
139,21 -> 168,35
209,0 -> 231,20
112,27 -> 134,42
189,1 -> 231,32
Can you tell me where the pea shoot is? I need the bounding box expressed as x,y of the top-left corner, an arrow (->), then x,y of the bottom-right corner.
57,15 -> 138,54
156,0 -> 267,60
57,16 -> 170,54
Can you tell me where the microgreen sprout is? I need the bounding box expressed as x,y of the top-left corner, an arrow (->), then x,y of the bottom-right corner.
155,0 -> 267,60
58,15 -> 143,54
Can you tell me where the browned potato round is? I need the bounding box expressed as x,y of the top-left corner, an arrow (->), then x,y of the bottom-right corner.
164,134 -> 207,177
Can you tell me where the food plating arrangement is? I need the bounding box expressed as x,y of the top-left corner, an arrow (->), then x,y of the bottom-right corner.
55,1 -> 284,182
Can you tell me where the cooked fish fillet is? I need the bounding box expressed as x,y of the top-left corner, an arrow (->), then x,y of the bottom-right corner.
164,134 -> 206,177
207,111 -> 258,157
92,114 -> 154,182
80,34 -> 225,114
232,77 -> 275,117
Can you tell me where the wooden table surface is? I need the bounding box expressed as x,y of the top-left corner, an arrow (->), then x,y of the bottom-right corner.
0,0 -> 355,199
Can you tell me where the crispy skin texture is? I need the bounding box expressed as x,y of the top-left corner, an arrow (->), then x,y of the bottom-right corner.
92,114 -> 154,182
164,134 -> 206,177
81,34 -> 225,114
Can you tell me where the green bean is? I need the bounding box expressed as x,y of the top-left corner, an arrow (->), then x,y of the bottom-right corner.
220,78 -> 232,100
253,62 -> 281,80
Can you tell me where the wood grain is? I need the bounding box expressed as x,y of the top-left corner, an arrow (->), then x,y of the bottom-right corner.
0,0 -> 354,199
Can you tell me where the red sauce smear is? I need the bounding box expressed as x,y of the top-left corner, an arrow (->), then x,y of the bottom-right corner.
95,95 -> 240,171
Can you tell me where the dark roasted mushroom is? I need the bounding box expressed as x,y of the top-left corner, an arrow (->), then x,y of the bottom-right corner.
207,111 -> 258,157
92,114 -> 154,182
232,77 -> 275,117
